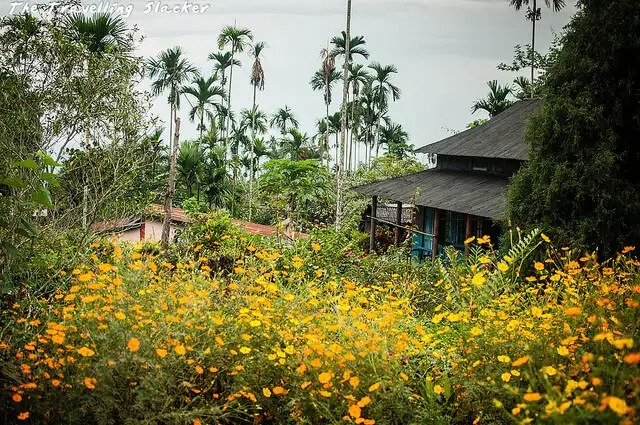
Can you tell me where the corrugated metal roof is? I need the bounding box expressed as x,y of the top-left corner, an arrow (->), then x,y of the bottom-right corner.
352,169 -> 510,219
414,99 -> 542,160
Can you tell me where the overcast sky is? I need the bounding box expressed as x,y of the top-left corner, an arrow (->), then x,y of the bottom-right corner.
4,0 -> 576,151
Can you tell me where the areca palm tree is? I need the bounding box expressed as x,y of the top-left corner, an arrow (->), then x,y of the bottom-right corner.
281,129 -> 313,161
182,74 -> 226,140
310,66 -> 342,165
508,0 -> 565,96
368,62 -> 401,160
247,41 -> 267,221
208,51 -> 240,88
270,106 -> 299,135
217,26 -> 253,165
471,80 -> 514,117
146,46 -> 199,246
379,123 -> 412,159
348,63 -> 369,169
177,140 -> 205,198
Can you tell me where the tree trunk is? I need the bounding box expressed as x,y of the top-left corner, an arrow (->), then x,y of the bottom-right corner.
161,104 -> 180,248
335,0 -> 352,229
249,85 -> 257,222
530,0 -> 537,98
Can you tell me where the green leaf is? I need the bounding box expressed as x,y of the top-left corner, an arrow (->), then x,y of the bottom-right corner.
13,159 -> 38,169
41,154 -> 61,168
2,241 -> 18,258
20,217 -> 38,236
31,187 -> 52,208
41,172 -> 60,187
0,176 -> 27,188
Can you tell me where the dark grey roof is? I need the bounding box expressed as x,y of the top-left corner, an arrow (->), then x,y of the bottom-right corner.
352,169 -> 510,219
415,99 -> 542,160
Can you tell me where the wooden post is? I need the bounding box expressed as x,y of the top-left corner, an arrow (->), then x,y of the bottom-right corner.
432,208 -> 439,261
465,214 -> 472,257
394,201 -> 403,247
369,195 -> 378,253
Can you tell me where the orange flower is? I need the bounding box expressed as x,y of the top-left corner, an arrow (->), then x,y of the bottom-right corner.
12,394 -> 22,402
17,412 -> 29,421
348,404 -> 362,419
156,348 -> 168,358
523,392 -> 542,402
127,338 -> 140,352
318,372 -> 332,384
564,307 -> 582,317
624,352 -> 640,364
77,347 -> 95,357
272,386 -> 286,395
84,377 -> 97,390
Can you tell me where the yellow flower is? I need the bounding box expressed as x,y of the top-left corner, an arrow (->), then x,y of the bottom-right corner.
497,262 -> 509,272
262,387 -> 271,398
300,381 -> 311,389
534,262 -> 544,271
471,273 -> 486,286
612,338 -> 633,350
368,382 -> 381,392
399,372 -> 409,381
272,386 -> 286,395
239,346 -> 252,354
501,373 -> 511,382
497,355 -> 511,363
464,236 -> 476,245
127,338 -> 140,352
156,348 -> 168,358
174,345 -> 186,356
311,243 -> 321,252
318,372 -> 332,384
434,385 -> 445,395
542,366 -> 557,376
319,390 -> 331,397
77,347 -> 95,357
607,396 -> 627,416
349,376 -> 360,388
348,404 -> 362,419
249,320 -> 261,327
114,312 -> 126,320
291,257 -> 304,268
195,366 -> 204,375
470,327 -> 483,336
557,346 -> 570,357
541,233 -> 551,243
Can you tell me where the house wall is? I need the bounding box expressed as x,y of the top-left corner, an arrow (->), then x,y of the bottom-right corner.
436,155 -> 523,177
143,220 -> 183,242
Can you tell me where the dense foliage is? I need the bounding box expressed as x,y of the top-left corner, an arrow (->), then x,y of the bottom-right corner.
508,0 -> 640,258
2,224 -> 639,424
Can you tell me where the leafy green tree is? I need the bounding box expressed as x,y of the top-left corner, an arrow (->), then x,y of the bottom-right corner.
176,140 -> 205,200
258,159 -> 334,235
379,123 -> 413,159
146,46 -> 199,246
508,0 -> 640,257
471,80 -> 514,118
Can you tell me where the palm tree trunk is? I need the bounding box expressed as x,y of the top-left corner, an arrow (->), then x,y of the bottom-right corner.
337,1 -> 352,233
162,103 -> 180,247
249,84 -> 257,222
530,0 -> 537,98
228,48 -> 237,215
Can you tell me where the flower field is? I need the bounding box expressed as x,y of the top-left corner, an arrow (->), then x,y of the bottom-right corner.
1,225 -> 639,424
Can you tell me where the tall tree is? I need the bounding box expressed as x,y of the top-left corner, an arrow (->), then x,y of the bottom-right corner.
182,74 -> 226,141
471,80 -> 514,117
248,41 -> 267,221
146,46 -> 199,246
208,51 -> 241,132
217,25 -> 253,165
508,0 -> 565,97
270,106 -> 299,135
348,63 -> 369,170
508,0 -> 640,257
368,62 -> 400,160
310,66 -> 342,165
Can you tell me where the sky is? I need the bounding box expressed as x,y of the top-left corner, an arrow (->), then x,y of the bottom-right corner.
3,0 -> 577,152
